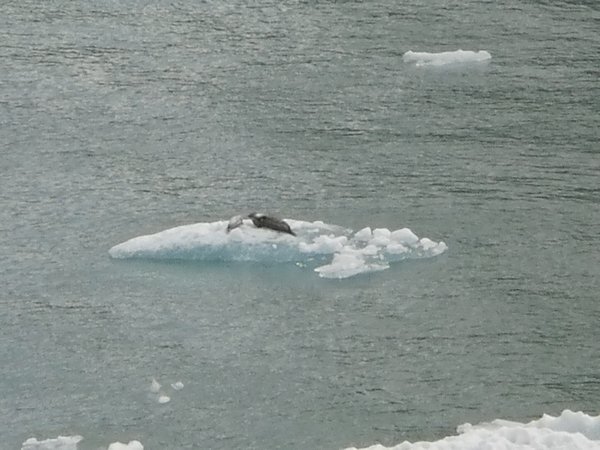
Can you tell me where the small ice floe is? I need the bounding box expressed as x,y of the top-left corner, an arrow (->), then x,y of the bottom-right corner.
157,395 -> 171,404
171,381 -> 184,391
344,409 -> 600,450
21,435 -> 83,450
110,218 -> 447,279
107,441 -> 144,450
149,378 -> 161,393
403,49 -> 491,67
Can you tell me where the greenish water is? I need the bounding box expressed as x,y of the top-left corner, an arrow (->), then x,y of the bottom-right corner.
1,0 -> 599,448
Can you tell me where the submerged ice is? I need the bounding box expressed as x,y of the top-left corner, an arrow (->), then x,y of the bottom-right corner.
109,218 -> 447,279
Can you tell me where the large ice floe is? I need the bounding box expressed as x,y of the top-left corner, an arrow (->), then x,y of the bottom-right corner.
402,49 -> 491,67
109,218 -> 447,279
346,410 -> 600,450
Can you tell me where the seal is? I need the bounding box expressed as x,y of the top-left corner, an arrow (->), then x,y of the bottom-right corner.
248,212 -> 296,236
226,215 -> 244,233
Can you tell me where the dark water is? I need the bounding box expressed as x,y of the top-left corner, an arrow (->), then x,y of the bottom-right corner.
1,0 -> 599,448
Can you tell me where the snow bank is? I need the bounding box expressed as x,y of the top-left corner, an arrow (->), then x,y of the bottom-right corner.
109,218 -> 447,279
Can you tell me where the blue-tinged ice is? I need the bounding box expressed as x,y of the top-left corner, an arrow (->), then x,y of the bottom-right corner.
109,219 -> 447,279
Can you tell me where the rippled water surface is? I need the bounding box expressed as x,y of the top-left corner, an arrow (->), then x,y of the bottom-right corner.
1,0 -> 599,448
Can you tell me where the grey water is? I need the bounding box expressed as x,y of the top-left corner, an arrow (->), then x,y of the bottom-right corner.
1,0 -> 599,448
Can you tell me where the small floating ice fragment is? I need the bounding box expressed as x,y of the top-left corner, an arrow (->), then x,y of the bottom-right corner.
171,381 -> 184,391
108,441 -> 144,450
354,227 -> 373,242
150,378 -> 160,393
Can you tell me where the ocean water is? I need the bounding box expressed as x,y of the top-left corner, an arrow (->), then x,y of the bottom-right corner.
1,0 -> 599,448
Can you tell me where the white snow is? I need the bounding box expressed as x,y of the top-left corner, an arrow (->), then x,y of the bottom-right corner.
109,218 -> 447,279
403,49 -> 491,67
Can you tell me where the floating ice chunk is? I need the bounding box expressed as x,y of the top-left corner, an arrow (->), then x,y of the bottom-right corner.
403,49 -> 491,67
171,381 -> 184,390
429,241 -> 448,256
471,409 -> 600,441
158,395 -> 170,404
419,238 -> 437,251
373,228 -> 391,238
107,441 -> 144,450
385,243 -> 408,254
298,235 -> 347,254
21,436 -> 83,450
344,409 -> 600,450
149,378 -> 160,393
390,228 -> 419,246
354,227 -> 373,242
417,238 -> 448,256
361,244 -> 379,256
315,252 -> 388,279
371,228 -> 392,246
